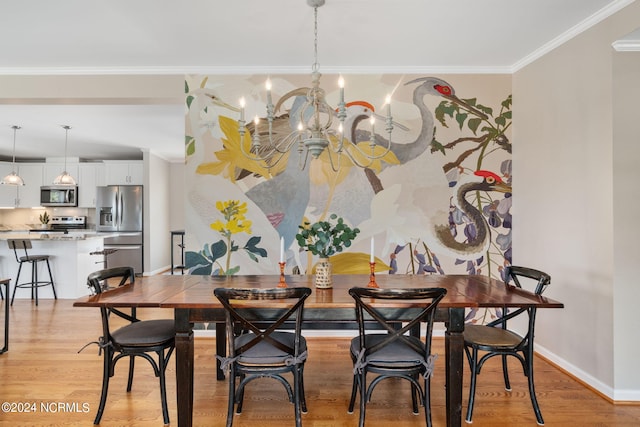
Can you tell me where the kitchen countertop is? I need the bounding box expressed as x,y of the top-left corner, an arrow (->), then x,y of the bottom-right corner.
0,232 -> 107,241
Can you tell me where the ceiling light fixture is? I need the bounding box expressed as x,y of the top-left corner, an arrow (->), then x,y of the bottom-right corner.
1,125 -> 25,186
53,125 -> 77,186
237,0 -> 394,172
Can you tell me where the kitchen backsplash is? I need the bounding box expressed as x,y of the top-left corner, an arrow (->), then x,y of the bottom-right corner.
0,207 -> 96,228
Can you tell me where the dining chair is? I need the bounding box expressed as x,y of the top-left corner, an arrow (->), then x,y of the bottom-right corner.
85,267 -> 175,425
214,286 -> 312,427
463,265 -> 551,425
347,287 -> 447,427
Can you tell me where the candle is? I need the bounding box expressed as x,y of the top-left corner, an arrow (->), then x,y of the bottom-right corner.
338,76 -> 345,104
385,94 -> 391,119
280,236 -> 285,263
370,237 -> 374,263
370,117 -> 375,141
239,97 -> 245,121
266,79 -> 272,106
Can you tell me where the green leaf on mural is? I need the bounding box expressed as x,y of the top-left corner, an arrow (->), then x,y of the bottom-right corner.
455,112 -> 468,130
467,118 -> 482,134
185,81 -> 189,94
495,116 -> 506,126
244,236 -> 267,258
210,240 -> 227,263
186,95 -> 194,109
462,97 -> 477,107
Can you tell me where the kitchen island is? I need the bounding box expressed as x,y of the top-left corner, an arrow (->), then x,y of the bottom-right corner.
0,232 -> 108,299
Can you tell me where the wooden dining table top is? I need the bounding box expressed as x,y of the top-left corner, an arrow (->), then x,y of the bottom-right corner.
73,273 -> 564,310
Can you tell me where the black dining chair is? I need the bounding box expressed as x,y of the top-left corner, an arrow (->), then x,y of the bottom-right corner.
463,265 -> 551,425
84,267 -> 175,425
214,286 -> 312,427
347,287 -> 447,427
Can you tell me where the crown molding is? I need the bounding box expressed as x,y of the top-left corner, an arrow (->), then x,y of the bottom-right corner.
0,65 -> 513,76
612,40 -> 640,51
511,0 -> 635,72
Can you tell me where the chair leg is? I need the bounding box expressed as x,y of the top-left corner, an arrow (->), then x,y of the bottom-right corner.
465,347 -> 479,424
10,262 -> 23,306
158,350 -> 170,425
126,356 -> 135,392
45,259 -> 57,300
299,364 -> 308,413
293,366 -> 302,427
226,367 -> 236,427
358,370 -> 367,427
424,375 -> 432,427
525,348 -> 544,425
94,348 -> 113,425
32,261 -> 38,306
411,378 -> 419,414
347,373 -> 358,414
502,354 -> 512,391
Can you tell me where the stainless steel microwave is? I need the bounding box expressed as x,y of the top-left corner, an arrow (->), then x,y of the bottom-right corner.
40,186 -> 78,207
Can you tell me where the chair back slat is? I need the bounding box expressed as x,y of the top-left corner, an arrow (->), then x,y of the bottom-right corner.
349,287 -> 447,360
214,287 -> 311,358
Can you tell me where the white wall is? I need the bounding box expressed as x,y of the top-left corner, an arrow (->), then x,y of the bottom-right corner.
612,50 -> 640,398
144,151 -> 172,275
513,1 -> 640,399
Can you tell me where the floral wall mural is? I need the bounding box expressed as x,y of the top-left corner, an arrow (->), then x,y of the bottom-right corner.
184,74 -> 512,304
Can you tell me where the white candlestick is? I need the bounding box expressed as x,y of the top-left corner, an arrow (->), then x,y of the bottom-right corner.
370,237 -> 374,263
280,237 -> 285,263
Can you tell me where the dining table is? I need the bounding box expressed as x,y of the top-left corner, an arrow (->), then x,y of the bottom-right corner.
73,273 -> 564,427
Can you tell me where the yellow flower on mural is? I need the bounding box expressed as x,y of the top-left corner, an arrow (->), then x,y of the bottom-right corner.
196,116 -> 275,181
210,200 -> 252,238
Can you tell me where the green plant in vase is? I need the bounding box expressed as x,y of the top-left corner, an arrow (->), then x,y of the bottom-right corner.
39,212 -> 50,228
295,214 -> 360,288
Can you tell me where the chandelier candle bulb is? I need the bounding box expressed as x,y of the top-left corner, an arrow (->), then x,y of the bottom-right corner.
280,236 -> 284,263
239,97 -> 245,121
370,237 -> 374,263
386,94 -> 392,118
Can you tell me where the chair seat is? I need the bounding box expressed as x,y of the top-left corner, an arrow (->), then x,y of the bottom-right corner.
464,324 -> 523,349
111,319 -> 175,347
236,331 -> 307,366
19,255 -> 49,262
350,334 -> 425,367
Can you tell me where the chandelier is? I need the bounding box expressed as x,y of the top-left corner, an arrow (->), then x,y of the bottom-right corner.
1,125 -> 25,186
237,0 -> 394,172
53,125 -> 77,185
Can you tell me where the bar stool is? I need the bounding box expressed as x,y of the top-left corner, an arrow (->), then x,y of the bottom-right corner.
8,239 -> 57,306
170,230 -> 185,275
90,248 -> 118,269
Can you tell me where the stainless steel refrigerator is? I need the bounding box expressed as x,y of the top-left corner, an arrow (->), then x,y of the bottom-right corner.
96,185 -> 143,275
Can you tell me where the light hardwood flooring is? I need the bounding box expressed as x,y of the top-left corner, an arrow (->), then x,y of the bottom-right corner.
1,299 -> 639,426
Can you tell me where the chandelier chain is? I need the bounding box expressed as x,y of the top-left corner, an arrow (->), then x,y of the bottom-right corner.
312,6 -> 319,73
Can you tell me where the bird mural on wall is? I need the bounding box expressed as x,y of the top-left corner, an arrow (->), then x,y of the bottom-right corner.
434,169 -> 511,259
186,73 -> 512,277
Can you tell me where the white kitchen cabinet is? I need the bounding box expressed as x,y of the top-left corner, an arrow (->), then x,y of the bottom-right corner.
0,162 -> 18,207
43,162 -> 79,185
16,163 -> 44,207
77,163 -> 105,207
0,162 -> 42,208
104,161 -> 143,185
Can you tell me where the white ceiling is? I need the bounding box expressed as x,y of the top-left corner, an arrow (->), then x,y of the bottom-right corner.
0,0 -> 636,163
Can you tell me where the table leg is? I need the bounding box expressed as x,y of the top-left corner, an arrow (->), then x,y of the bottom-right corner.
445,307 -> 465,427
175,309 -> 194,427
0,280 -> 9,354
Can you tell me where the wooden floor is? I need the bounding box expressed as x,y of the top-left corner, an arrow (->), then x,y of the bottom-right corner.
1,299 -> 639,426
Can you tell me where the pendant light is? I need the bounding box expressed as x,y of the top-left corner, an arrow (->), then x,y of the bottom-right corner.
53,125 -> 77,186
1,125 -> 25,186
